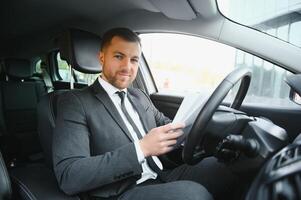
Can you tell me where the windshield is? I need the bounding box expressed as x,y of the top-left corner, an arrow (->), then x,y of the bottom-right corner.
217,0 -> 301,48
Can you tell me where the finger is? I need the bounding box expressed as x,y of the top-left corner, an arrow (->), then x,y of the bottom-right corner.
160,123 -> 174,132
173,122 -> 185,129
164,130 -> 183,140
164,139 -> 177,147
162,146 -> 174,154
161,122 -> 185,132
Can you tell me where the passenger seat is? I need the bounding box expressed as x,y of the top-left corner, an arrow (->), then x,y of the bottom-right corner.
0,59 -> 47,164
3,29 -> 101,200
39,28 -> 101,168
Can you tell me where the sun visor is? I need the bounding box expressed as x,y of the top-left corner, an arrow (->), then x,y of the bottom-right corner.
189,0 -> 217,18
148,0 -> 197,20
58,29 -> 101,74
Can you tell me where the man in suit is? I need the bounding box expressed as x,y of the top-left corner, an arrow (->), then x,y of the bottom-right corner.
53,28 -> 237,200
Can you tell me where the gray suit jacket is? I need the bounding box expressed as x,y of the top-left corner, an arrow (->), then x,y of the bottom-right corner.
53,80 -> 171,198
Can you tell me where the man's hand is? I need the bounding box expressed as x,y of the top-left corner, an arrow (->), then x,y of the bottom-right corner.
139,123 -> 185,157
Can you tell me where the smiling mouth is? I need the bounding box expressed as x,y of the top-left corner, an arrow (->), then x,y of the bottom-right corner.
118,72 -> 131,77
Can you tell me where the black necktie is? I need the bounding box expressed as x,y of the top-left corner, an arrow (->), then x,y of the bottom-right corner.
116,91 -> 162,175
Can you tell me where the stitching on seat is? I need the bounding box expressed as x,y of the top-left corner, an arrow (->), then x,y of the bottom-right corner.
11,175 -> 37,200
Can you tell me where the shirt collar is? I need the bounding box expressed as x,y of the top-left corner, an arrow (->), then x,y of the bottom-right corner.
98,76 -> 127,98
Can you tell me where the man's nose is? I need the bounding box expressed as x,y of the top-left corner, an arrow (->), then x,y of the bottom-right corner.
121,58 -> 132,69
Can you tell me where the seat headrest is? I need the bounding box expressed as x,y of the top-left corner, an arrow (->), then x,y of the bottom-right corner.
58,29 -> 102,74
0,151 -> 12,199
4,59 -> 33,79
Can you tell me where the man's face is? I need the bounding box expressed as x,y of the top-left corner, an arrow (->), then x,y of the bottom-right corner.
99,36 -> 141,89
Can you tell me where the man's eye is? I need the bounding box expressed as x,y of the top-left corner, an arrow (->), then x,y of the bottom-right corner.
131,59 -> 139,63
114,55 -> 123,60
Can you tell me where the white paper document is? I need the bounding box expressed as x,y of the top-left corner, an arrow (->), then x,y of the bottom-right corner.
172,92 -> 209,147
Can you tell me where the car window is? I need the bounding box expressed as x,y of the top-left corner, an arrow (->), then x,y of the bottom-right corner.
140,33 -> 294,107
56,52 -> 98,85
35,59 -> 42,74
217,1 -> 301,48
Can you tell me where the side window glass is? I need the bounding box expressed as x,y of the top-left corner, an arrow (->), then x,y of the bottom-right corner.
56,52 -> 99,85
35,59 -> 42,74
140,33 -> 293,107
57,53 -> 71,82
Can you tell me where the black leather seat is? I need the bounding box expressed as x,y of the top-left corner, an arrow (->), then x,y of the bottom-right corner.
37,90 -> 67,168
0,151 -> 11,200
1,59 -> 46,163
38,29 -> 101,169
3,29 -> 102,200
0,59 -> 78,200
9,163 -> 79,200
35,29 -> 101,199
7,89 -> 73,200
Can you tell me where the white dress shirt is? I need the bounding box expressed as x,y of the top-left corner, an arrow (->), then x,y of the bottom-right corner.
98,77 -> 163,184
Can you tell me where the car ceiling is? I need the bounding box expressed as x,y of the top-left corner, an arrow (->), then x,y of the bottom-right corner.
0,0 -> 218,58
1,0 -> 301,74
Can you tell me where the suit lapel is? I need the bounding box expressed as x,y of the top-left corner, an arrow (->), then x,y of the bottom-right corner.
127,90 -> 150,132
90,80 -> 134,141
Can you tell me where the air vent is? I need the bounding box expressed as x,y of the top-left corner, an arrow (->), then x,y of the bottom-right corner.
273,146 -> 301,170
266,172 -> 301,200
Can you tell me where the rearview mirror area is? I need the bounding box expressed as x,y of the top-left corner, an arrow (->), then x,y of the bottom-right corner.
285,74 -> 301,105
291,91 -> 301,105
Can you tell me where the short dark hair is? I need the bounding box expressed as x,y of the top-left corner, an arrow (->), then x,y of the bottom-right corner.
101,27 -> 141,51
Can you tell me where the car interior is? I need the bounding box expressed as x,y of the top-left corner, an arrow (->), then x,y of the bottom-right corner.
0,0 -> 301,200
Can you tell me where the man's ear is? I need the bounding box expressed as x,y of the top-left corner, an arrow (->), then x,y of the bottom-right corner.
99,51 -> 104,65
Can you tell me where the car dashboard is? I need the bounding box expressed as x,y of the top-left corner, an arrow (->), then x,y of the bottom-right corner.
247,139 -> 301,200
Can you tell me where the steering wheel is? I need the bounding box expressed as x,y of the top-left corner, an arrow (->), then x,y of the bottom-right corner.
182,67 -> 252,165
